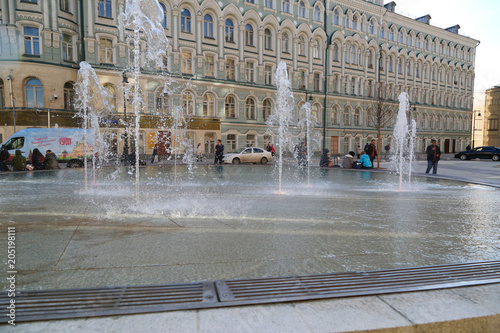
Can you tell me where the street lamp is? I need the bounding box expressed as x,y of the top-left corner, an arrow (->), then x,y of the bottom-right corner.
122,71 -> 129,164
472,110 -> 481,149
304,91 -> 313,103
6,75 -> 16,133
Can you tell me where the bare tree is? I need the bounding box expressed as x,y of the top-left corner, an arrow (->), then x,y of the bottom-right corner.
367,82 -> 394,168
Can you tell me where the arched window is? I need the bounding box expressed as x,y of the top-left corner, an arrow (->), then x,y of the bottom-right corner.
352,16 -> 358,30
282,0 -> 290,13
312,40 -> 320,59
25,78 -> 43,108
155,89 -> 169,115
354,108 -> 361,126
264,28 -> 272,50
245,24 -> 254,46
367,50 -> 373,68
203,93 -> 215,117
63,82 -> 75,111
282,32 -> 290,53
298,36 -> 305,56
181,91 -> 194,115
369,20 -> 374,34
225,95 -> 236,118
312,104 -> 320,122
299,1 -> 306,18
103,83 -> 116,112
245,98 -> 256,120
334,9 -> 340,25
333,43 -> 339,62
204,14 -> 213,38
389,29 -> 394,41
225,19 -> 234,42
314,5 -> 321,21
388,55 -> 393,72
159,3 -> 167,29
379,26 -> 385,39
99,37 -> 113,64
180,8 -> 191,33
331,106 -> 339,125
263,99 -> 272,121
343,106 -> 351,126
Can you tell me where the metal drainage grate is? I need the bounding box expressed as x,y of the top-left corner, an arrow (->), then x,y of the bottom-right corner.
1,261 -> 499,323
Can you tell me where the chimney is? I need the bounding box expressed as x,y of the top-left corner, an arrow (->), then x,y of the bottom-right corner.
384,2 -> 396,12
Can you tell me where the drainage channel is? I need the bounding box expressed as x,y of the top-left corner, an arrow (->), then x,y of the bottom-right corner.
1,261 -> 499,324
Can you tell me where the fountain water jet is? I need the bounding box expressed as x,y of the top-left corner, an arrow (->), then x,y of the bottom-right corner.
298,101 -> 321,187
266,61 -> 295,193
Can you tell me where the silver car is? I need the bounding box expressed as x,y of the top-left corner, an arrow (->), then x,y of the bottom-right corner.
223,147 -> 273,164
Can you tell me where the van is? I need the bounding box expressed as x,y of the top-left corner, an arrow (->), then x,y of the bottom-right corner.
1,128 -> 93,167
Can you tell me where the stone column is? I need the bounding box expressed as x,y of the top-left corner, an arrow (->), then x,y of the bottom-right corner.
196,12 -> 202,55
172,8 -> 179,51
2,0 -> 9,24
258,27 -> 264,65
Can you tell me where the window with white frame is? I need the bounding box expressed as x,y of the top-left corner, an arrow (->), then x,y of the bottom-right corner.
227,134 -> 237,151
226,58 -> 235,80
181,51 -> 192,75
298,70 -> 306,89
245,62 -> 255,82
60,0 -> 71,12
333,43 -> 339,62
334,9 -> 340,25
264,28 -> 273,50
369,21 -> 374,34
354,108 -> 361,126
156,90 -> 169,114
159,3 -> 167,29
205,54 -> 214,77
63,82 -> 75,111
62,33 -> 73,61
99,37 -> 113,64
225,95 -> 236,118
181,91 -> 194,115
181,8 -> 191,33
24,27 -> 40,55
282,32 -> 290,53
245,98 -> 256,120
282,0 -> 290,13
264,65 -> 273,85
203,93 -> 215,117
225,19 -> 234,42
352,16 -> 358,30
245,24 -> 254,46
246,134 -> 256,147
314,5 -> 321,21
379,26 -> 385,39
299,1 -> 306,18
313,73 -> 320,91
298,36 -> 305,56
331,106 -> 339,125
204,14 -> 213,38
265,0 -> 273,9
98,0 -> 112,18
343,107 -> 350,126
25,78 -> 43,108
263,99 -> 272,120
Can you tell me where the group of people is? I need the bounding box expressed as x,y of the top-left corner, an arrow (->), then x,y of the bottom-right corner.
0,146 -> 59,172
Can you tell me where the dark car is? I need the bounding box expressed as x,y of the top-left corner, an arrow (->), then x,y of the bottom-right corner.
454,146 -> 500,161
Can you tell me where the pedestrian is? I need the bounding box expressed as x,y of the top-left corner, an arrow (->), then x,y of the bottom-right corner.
12,149 -> 27,171
466,144 -> 471,151
31,148 -> 45,170
320,148 -> 331,167
425,139 -> 441,174
298,142 -> 307,167
270,144 -> 275,156
44,150 -> 60,169
266,144 -> 271,152
151,143 -> 158,164
356,145 -> 362,158
196,143 -> 203,162
341,151 -> 355,169
384,143 -> 391,160
214,139 -> 224,165
0,145 -> 10,172
365,139 -> 377,166
359,151 -> 372,169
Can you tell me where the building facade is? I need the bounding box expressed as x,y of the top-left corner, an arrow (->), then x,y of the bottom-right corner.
483,85 -> 500,147
0,0 -> 478,156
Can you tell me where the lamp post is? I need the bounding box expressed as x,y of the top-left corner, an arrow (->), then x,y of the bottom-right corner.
304,91 -> 313,103
472,110 -> 481,149
122,71 -> 129,164
6,75 -> 16,133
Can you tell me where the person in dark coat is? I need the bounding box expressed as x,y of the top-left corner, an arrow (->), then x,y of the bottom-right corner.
31,148 -> 44,170
214,139 -> 224,165
151,144 -> 158,164
0,145 -> 9,172
425,139 -> 441,174
44,150 -> 60,169
320,148 -> 332,167
466,144 -> 471,151
365,139 -> 377,166
12,149 -> 27,171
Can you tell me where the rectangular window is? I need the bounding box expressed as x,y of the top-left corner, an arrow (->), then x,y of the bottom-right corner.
205,55 -> 214,77
21,0 -> 37,3
99,38 -> 113,64
226,59 -> 235,80
488,118 -> 499,131
98,0 -> 112,18
62,33 -> 73,61
227,134 -> 236,151
24,27 -> 40,55
245,62 -> 254,82
182,51 -> 192,75
246,135 -> 256,147
265,0 -> 273,9
60,0 -> 70,12
264,65 -> 272,85
313,73 -> 320,91
298,71 -> 306,90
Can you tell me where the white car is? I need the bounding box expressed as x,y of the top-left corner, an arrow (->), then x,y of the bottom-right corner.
223,147 -> 273,164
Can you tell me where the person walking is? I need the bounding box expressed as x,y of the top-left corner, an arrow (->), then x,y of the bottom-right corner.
151,144 -> 158,164
270,144 -> 275,156
365,139 -> 377,167
196,143 -> 203,162
214,139 -> 224,165
425,139 -> 441,174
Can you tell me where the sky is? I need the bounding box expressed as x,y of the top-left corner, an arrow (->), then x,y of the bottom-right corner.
394,0 -> 500,109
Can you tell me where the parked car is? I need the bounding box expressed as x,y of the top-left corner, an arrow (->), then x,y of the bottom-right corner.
454,146 -> 500,161
223,147 -> 273,164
